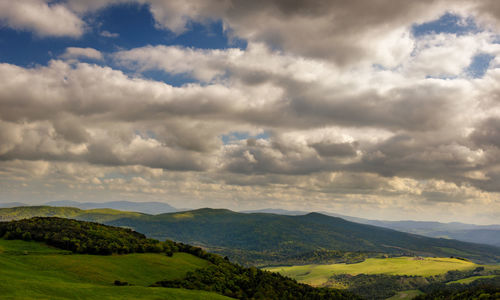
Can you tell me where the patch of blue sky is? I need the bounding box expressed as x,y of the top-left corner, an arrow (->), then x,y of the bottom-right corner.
424,74 -> 459,80
412,12 -> 479,37
95,3 -> 245,51
0,2 -> 246,73
221,131 -> 270,145
465,53 -> 495,78
134,130 -> 158,140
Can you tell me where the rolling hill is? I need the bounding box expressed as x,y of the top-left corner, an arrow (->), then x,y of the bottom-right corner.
46,200 -> 177,215
0,217 -> 357,299
107,209 -> 500,265
1,206 -> 499,266
0,205 -> 145,222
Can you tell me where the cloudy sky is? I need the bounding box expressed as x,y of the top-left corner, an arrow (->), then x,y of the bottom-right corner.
1,0 -> 500,224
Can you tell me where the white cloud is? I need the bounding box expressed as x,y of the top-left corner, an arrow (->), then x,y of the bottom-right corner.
61,47 -> 103,61
99,30 -> 119,38
0,0 -> 84,37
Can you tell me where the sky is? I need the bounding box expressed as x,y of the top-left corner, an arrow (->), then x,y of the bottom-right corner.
1,0 -> 500,224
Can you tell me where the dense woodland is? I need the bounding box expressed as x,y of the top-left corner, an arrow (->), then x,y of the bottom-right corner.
416,276 -> 500,299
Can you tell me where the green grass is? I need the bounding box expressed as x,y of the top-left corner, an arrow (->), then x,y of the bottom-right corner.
386,289 -> 424,300
446,275 -> 498,285
0,238 -> 71,254
0,238 -> 230,299
265,257 -> 478,286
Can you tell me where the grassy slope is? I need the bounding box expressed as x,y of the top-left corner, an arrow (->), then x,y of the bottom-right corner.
0,238 -> 229,300
265,257 -> 478,286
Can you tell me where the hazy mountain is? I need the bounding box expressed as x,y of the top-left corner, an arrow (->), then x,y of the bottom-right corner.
368,221 -> 500,248
240,208 -> 309,215
320,214 -> 500,248
0,202 -> 27,208
244,208 -> 500,248
45,200 -> 177,215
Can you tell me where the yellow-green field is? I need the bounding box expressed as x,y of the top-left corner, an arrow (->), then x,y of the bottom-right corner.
446,275 -> 498,285
265,257 -> 478,286
0,238 -> 230,299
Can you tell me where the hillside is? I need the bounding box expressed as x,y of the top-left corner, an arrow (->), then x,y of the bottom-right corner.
105,209 -> 500,265
46,200 -> 177,215
0,206 -> 144,222
0,238 -> 229,299
243,208 -> 500,247
1,207 -> 499,266
0,217 -> 358,299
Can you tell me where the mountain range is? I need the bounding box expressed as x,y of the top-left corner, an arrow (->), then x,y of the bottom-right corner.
1,206 -> 498,266
2,202 -> 498,247
243,208 -> 500,248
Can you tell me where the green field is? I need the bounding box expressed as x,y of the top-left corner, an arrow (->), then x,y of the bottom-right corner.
446,275 -> 498,285
0,238 -> 230,299
265,257 -> 478,286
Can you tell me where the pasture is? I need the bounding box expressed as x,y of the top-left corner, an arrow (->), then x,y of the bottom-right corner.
0,238 -> 229,299
265,256 -> 478,286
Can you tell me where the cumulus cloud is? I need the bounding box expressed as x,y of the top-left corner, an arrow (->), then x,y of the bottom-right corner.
61,47 -> 103,60
60,47 -> 103,61
0,0 -> 84,37
3,0 -> 500,223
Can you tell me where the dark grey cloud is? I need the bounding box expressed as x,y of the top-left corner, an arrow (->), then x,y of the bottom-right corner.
470,117 -> 500,149
310,141 -> 358,158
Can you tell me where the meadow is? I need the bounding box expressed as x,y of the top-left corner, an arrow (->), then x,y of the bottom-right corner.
0,238 -> 230,299
446,274 -> 498,285
265,256 -> 478,286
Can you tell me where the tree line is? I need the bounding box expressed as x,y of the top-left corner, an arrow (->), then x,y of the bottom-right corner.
0,217 -> 173,255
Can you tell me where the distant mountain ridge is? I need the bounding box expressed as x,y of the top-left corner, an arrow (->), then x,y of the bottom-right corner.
45,200 -> 177,215
0,206 -> 144,223
1,205 -> 499,265
242,208 -> 500,247
0,202 -> 27,208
